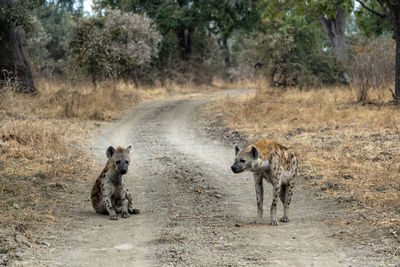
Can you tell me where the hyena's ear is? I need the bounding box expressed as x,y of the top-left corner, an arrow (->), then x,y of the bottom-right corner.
235,145 -> 240,156
250,146 -> 259,159
106,146 -> 115,158
126,145 -> 132,153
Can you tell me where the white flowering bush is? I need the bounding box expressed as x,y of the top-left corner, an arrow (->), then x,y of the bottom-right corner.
105,9 -> 162,68
70,10 -> 162,85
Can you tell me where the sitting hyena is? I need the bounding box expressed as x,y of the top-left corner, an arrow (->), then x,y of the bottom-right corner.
231,140 -> 297,226
91,145 -> 140,220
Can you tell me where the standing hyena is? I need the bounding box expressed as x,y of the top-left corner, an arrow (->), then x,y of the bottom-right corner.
231,140 -> 297,226
91,145 -> 140,220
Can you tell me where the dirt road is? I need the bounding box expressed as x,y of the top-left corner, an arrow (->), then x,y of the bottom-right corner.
25,91 -> 388,266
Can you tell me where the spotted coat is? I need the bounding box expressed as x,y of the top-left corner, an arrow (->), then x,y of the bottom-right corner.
91,146 -> 140,220
231,140 -> 297,225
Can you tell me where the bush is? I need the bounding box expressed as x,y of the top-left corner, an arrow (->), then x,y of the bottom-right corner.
26,5 -> 74,78
350,38 -> 395,103
230,16 -> 343,88
69,10 -> 162,86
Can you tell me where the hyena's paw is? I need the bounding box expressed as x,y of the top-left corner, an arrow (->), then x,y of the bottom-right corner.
128,208 -> 140,214
109,214 -> 118,220
279,216 -> 289,223
252,218 -> 261,224
121,212 -> 129,218
269,219 -> 279,226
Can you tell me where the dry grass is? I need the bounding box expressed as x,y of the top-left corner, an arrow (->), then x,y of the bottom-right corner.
209,83 -> 400,240
0,92 -> 100,258
0,78 -> 218,258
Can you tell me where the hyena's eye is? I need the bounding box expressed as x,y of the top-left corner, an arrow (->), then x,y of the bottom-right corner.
116,160 -> 121,164
125,160 -> 129,164
240,159 -> 246,163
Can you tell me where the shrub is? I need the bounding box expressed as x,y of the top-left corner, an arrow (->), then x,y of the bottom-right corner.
350,38 -> 395,103
69,10 -> 162,87
231,16 -> 343,88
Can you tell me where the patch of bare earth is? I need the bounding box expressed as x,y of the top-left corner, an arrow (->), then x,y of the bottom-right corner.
202,86 -> 400,263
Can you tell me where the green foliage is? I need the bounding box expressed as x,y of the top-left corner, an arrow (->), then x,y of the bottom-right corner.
47,0 -> 84,14
232,7 -> 342,88
69,10 -> 162,84
93,0 -> 261,82
297,0 -> 354,19
26,16 -> 52,75
354,1 -> 392,38
0,0 -> 41,41
26,3 -> 75,76
0,1 -> 40,29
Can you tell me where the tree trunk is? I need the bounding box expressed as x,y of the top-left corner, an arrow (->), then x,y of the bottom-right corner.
0,0 -> 37,94
395,31 -> 400,100
177,27 -> 193,61
319,4 -> 347,62
387,1 -> 400,100
219,36 -> 230,67
177,26 -> 194,74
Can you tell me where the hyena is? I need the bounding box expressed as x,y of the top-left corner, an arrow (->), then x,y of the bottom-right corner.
91,145 -> 140,220
231,140 -> 297,226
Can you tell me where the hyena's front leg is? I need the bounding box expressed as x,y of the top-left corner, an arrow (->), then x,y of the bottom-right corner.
102,195 -> 117,220
270,181 -> 281,226
121,198 -> 129,218
126,188 -> 140,215
253,174 -> 264,224
280,179 -> 294,223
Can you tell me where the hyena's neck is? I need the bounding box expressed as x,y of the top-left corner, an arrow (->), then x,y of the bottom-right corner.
253,159 -> 270,173
106,169 -> 123,185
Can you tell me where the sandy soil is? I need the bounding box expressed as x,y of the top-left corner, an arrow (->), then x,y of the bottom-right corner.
18,90 -> 395,266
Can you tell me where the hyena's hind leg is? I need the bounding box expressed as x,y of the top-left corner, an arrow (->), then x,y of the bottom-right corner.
279,180 -> 294,223
270,184 -> 280,226
126,188 -> 140,214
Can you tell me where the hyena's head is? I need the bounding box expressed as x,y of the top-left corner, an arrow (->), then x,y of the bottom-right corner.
106,145 -> 132,175
231,145 -> 260,173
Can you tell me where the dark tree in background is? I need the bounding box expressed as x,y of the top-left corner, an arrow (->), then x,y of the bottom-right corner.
0,0 -> 37,93
294,1 -> 354,63
319,3 -> 348,61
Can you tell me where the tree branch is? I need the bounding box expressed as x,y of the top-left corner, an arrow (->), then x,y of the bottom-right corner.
376,0 -> 390,19
356,0 -> 387,19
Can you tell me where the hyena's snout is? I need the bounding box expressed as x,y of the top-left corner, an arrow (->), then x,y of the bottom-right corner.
231,165 -> 236,172
119,162 -> 128,174
231,163 -> 243,173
